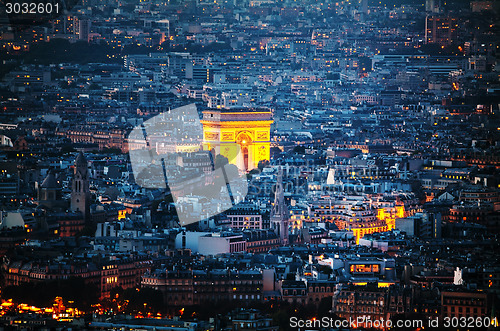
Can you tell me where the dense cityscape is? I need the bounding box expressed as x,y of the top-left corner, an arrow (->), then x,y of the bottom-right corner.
0,0 -> 499,329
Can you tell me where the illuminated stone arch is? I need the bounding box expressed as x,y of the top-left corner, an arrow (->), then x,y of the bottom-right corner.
201,109 -> 273,172
236,131 -> 254,171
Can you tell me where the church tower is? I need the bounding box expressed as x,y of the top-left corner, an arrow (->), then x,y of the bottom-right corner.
38,170 -> 65,209
71,152 -> 90,220
270,167 -> 289,245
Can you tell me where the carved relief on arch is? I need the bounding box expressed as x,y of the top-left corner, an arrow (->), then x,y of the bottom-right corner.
204,132 -> 219,140
256,131 -> 269,141
221,132 -> 234,141
236,131 -> 254,145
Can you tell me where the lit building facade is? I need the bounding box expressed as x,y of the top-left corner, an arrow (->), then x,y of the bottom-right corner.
308,199 -> 394,244
425,16 -> 458,46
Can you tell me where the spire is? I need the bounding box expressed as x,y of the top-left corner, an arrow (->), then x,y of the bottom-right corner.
40,170 -> 59,189
75,151 -> 87,166
271,166 -> 289,245
271,167 -> 288,219
71,152 -> 90,220
38,169 -> 63,208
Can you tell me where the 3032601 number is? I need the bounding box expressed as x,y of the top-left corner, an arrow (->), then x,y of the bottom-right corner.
443,316 -> 497,328
5,2 -> 60,14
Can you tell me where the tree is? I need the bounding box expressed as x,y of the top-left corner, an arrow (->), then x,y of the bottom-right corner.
318,296 -> 333,316
317,264 -> 333,276
78,222 -> 97,237
59,80 -> 77,89
2,277 -> 99,310
121,287 -> 164,313
214,154 -> 229,169
88,83 -> 101,90
293,145 -> 306,154
22,39 -> 120,65
258,160 -> 269,171
272,309 -> 292,331
270,147 -> 282,158
61,145 -> 76,154
249,168 -> 260,176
